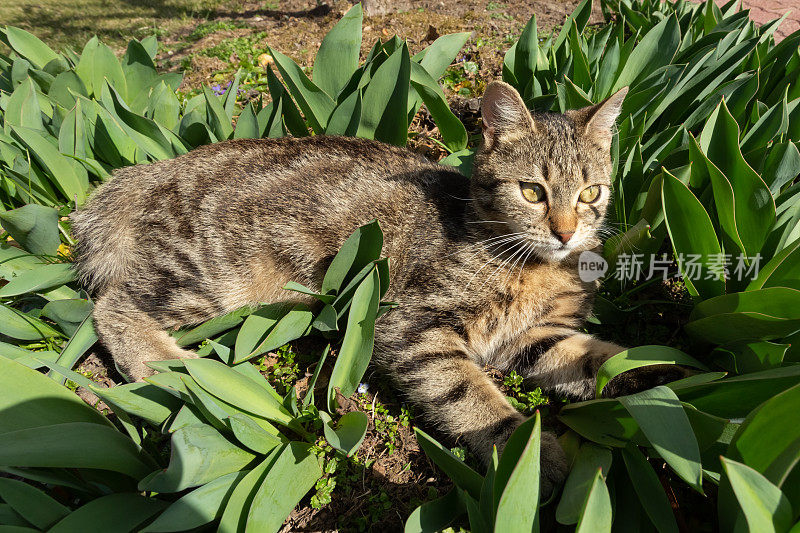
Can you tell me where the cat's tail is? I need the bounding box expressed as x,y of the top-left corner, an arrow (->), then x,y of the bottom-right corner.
71,172 -> 139,294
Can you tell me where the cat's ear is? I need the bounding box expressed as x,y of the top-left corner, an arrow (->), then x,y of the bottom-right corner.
481,81 -> 535,149
570,87 -> 628,150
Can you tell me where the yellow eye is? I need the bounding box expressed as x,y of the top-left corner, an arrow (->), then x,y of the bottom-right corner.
579,185 -> 601,203
520,182 -> 546,203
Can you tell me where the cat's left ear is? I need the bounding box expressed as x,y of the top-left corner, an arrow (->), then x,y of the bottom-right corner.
569,87 -> 628,150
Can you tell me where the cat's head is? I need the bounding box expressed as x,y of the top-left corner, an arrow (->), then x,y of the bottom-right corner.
471,81 -> 627,262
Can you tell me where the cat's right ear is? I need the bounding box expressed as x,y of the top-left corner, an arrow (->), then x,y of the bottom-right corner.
481,81 -> 535,150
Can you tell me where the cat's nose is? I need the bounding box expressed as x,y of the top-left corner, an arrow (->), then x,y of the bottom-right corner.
554,231 -> 574,244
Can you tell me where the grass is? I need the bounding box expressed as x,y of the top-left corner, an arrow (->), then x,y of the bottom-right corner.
0,0 -> 241,51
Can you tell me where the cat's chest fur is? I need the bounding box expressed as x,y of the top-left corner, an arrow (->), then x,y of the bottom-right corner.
461,257 -> 590,366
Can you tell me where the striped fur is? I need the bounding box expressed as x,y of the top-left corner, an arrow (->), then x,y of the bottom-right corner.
71,82 -> 681,497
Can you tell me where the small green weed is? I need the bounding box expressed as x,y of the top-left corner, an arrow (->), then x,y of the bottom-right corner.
189,20 -> 246,41
504,371 -> 548,414
441,61 -> 479,96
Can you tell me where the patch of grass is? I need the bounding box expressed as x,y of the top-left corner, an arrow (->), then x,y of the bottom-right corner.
0,0 -> 240,51
189,19 -> 246,40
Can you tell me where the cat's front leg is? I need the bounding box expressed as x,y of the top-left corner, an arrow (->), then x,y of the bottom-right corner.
387,343 -> 568,497
514,328 -> 688,399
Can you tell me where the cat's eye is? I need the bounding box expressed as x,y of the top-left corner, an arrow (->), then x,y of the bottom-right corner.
579,185 -> 601,203
520,182 -> 546,203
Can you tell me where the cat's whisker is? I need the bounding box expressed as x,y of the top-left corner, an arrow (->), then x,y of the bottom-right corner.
517,243 -> 538,283
502,240 -> 533,287
477,240 -> 530,292
443,232 -> 526,259
464,237 -> 525,289
452,232 -> 528,261
466,220 -> 511,225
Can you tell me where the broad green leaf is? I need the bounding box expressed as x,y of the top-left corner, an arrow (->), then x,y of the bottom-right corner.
415,32 -> 471,80
183,358 -> 291,425
233,303 -> 288,361
49,493 -> 167,533
595,345 -> 707,397
575,469 -> 612,533
661,170 -> 725,299
269,48 -> 335,133
327,267 -> 380,410
495,411 -> 541,533
4,26 -> 59,69
404,487 -> 465,533
0,204 -> 60,256
202,85 -> 234,140
556,442 -> 613,525
225,413 -> 282,454
140,425 -> 255,492
4,78 -> 43,130
50,316 -> 97,384
0,263 -> 74,297
320,410 -> 368,457
10,125 -> 88,204
618,386 -> 703,491
175,306 -> 251,347
721,457 -> 792,533
245,442 -> 322,532
613,16 -> 681,92
218,451 -> 278,533
237,303 -> 313,363
141,471 -> 247,532
233,102 -> 261,139
0,478 -> 69,529
748,238 -> 800,291
313,3 -> 362,98
728,383 -> 800,487
121,40 -> 159,112
622,445 -> 679,533
0,422 -> 152,479
0,304 -> 63,340
414,428 -> 483,500
673,365 -> 800,419
559,398 -> 643,447
357,43 -> 411,146
322,220 -> 383,294
90,382 -> 182,427
409,62 -> 467,152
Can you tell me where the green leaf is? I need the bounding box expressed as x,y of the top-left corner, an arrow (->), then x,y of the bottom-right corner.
0,478 -> 69,529
556,442 -> 613,525
269,47 -> 335,134
322,220 -> 383,294
595,346 -> 707,397
559,398 -> 643,447
245,442 -> 322,532
414,427 -> 484,500
700,100 -> 775,257
327,267 -> 380,410
218,452 -> 278,533
234,102 -> 261,139
0,204 -> 61,256
90,382 -> 182,427
49,493 -> 167,533
721,457 -> 793,533
0,422 -> 152,479
202,85 -> 234,140
415,32 -> 472,80
618,386 -> 703,491
3,27 -> 59,69
175,306 -> 251,347
233,304 -> 288,362
622,445 -> 679,533
494,411 -> 542,533
236,303 -> 313,363
357,43 -> 411,146
183,358 -> 291,425
5,78 -> 44,130
320,411 -> 368,457
661,169 -> 725,299
404,487 -> 465,533
686,288 -> 800,344
728,383 -> 800,488
0,263 -> 75,297
613,16 -> 681,92
575,469 -> 612,533
50,316 -> 97,384
313,3 -> 362,98
409,62 -> 467,152
10,125 -> 88,204
0,304 -> 63,340
140,425 -> 255,492
141,471 -> 247,532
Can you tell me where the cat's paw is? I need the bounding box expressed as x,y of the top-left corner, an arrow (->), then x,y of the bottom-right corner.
540,431 -> 568,501
602,364 -> 690,398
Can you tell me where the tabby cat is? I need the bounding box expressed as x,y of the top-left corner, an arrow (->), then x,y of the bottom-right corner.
72,81 -> 683,495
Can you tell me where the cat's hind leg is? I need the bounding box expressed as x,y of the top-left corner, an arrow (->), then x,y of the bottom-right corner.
92,288 -> 199,382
